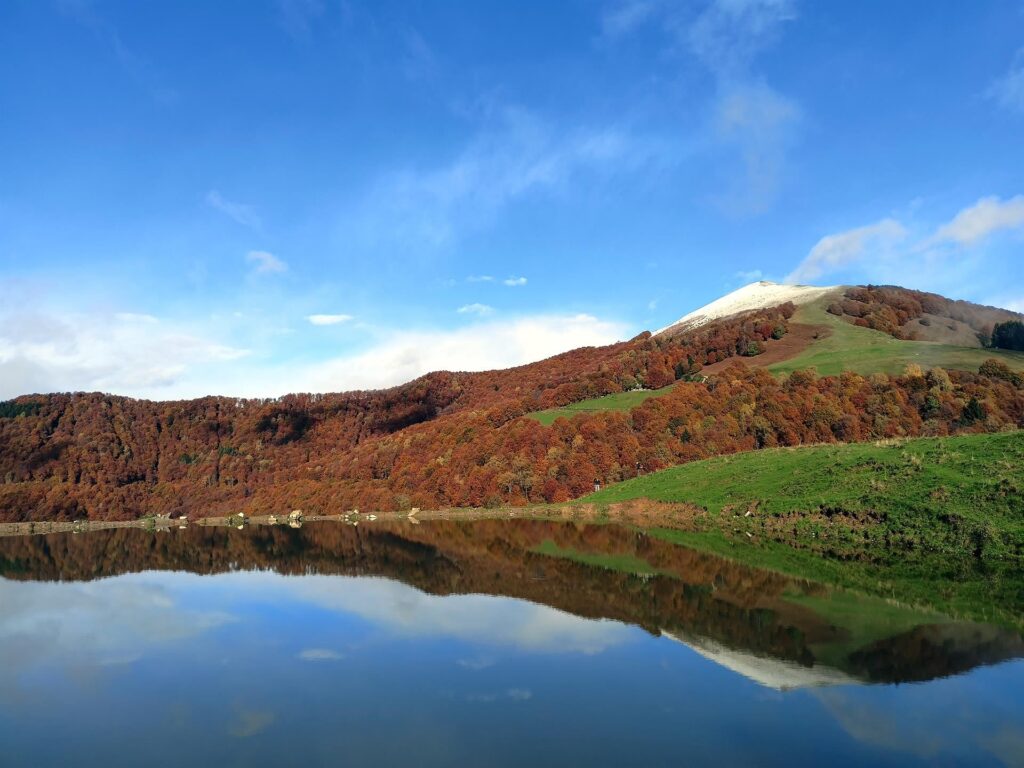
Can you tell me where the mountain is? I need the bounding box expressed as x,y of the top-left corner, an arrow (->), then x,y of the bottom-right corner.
1,283 -> 1022,522
655,281 -> 838,335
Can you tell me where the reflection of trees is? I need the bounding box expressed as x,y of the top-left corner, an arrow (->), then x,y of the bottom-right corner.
1,519 -> 1020,684
846,623 -> 1024,683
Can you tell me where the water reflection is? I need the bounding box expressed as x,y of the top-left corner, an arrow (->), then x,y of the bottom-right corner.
0,520 -> 1022,767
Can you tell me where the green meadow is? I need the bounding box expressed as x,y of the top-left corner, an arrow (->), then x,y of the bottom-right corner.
768,301 -> 1024,377
584,430 -> 1024,566
525,385 -> 676,425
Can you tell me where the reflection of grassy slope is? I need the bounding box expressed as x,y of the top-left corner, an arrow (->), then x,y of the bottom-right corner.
782,588 -> 946,668
583,431 -> 1024,559
525,386 -> 676,426
530,538 -> 674,577
768,300 -> 1024,376
647,528 -> 1022,631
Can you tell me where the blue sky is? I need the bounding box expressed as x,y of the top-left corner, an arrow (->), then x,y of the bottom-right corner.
1,0 -> 1022,399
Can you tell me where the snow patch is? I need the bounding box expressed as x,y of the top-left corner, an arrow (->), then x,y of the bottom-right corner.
655,281 -> 839,336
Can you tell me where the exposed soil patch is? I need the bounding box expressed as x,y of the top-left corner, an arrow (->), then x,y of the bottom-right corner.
701,322 -> 831,375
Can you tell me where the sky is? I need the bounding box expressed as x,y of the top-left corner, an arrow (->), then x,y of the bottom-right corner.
1,0 -> 1023,400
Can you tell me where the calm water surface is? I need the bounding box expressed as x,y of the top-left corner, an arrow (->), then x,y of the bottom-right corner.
1,519 -> 1022,767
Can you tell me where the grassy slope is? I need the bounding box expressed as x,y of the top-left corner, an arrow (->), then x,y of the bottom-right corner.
583,431 -> 1024,562
583,431 -> 1019,512
768,300 -> 1024,376
525,385 -> 676,426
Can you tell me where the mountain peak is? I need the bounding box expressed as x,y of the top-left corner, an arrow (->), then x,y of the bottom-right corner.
655,281 -> 839,336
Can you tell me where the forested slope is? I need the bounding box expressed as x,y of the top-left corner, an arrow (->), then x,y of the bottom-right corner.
2,286 -> 1022,521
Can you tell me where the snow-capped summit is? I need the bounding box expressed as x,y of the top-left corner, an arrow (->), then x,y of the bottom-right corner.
655,281 -> 839,336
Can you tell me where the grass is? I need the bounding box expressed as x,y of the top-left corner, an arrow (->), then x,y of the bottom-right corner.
768,300 -> 1024,377
525,385 -> 677,426
530,538 -> 673,577
583,431 -> 1024,565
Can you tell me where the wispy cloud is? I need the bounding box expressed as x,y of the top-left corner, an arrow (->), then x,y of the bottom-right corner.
57,0 -> 175,102
206,190 -> 262,230
465,688 -> 533,703
929,195 -> 1024,247
986,49 -> 1024,114
456,656 -> 496,670
457,303 -> 494,316
297,648 -> 344,661
228,708 -> 276,738
246,250 -> 287,275
306,313 -> 354,326
602,0 -> 800,215
687,0 -> 798,77
786,218 -> 906,283
401,27 -> 437,81
711,80 -> 800,214
600,0 -> 657,39
503,276 -> 528,287
343,105 -> 664,252
735,269 -> 763,282
467,275 -> 495,283
276,0 -> 325,40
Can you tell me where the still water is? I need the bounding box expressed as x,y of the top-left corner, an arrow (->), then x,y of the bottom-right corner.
1,519 -> 1022,767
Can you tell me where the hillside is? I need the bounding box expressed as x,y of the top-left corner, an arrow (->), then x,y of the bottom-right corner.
1,283 -> 1022,521
585,431 -> 1024,565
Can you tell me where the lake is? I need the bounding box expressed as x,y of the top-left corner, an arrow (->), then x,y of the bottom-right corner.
1,518 -> 1022,767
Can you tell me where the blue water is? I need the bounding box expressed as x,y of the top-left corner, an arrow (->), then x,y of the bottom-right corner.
0,523 -> 1021,767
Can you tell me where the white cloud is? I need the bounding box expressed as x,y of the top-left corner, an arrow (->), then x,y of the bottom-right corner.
503,276 -> 528,287
242,572 -> 634,654
284,313 -> 627,395
467,275 -> 494,283
786,218 -> 907,283
457,303 -> 494,316
246,250 -> 287,274
929,195 -> 1024,247
0,574 -> 233,699
297,648 -> 344,661
206,190 -> 261,230
986,49 -> 1024,114
307,313 -> 354,326
0,308 -> 249,399
0,294 -> 626,399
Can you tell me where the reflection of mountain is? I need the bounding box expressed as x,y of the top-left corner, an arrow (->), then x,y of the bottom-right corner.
662,631 -> 861,690
1,519 -> 1021,687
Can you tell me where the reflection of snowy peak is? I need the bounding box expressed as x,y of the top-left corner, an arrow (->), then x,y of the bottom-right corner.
655,281 -> 839,336
661,630 -> 861,690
